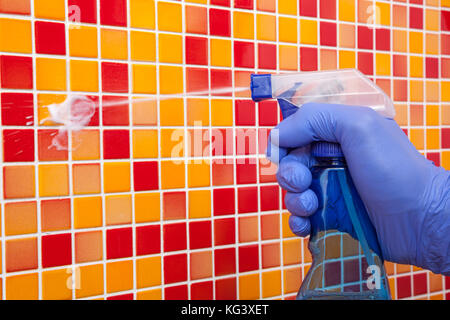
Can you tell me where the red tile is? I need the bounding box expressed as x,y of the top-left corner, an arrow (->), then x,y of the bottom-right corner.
442,58 -> 450,79
191,281 -> 213,300
258,100 -> 278,126
393,55 -> 407,77
0,0 -> 30,15
213,188 -> 235,215
163,191 -> 186,220
133,161 -> 159,191
186,5 -> 207,35
409,7 -> 423,29
320,0 -> 336,19
396,275 -> 412,299
300,0 -> 317,17
38,129 -> 68,161
300,47 -> 318,71
260,185 -> 279,211
442,128 -> 450,148
239,245 -> 259,272
103,130 -> 130,159
186,36 -> 208,65
234,0 -> 252,9
357,52 -> 373,75
82,95 -> 100,126
258,128 -> 270,156
1,92 -> 34,126
136,225 -> 160,256
102,96 -> 129,126
426,153 -> 440,167
426,57 -> 439,79
234,41 -> 254,68
215,277 -> 236,300
0,55 -> 33,89
165,285 -> 188,300
442,34 -> 450,55
211,128 -> 233,156
209,8 -> 231,37
235,100 -> 255,126
164,254 -> 187,284
210,0 -> 230,7
236,128 -> 256,155
212,160 -> 234,186
163,223 -> 187,252
214,248 -> 236,276
68,0 -> 97,24
282,188 -> 287,209
258,43 -> 276,70
236,159 -> 257,184
214,218 -> 236,246
35,21 -> 66,55
100,0 -> 127,27
442,10 -> 450,32
106,227 -> 132,259
42,233 -> 72,268
3,129 -> 34,162
446,276 -> 450,289
238,186 -> 258,213
211,69 -> 232,96
186,67 -> 209,95
413,273 -> 428,296
394,80 -> 408,102
357,26 -> 373,50
101,62 -> 129,93
376,28 -> 390,51
189,220 -> 212,249
107,293 -> 133,300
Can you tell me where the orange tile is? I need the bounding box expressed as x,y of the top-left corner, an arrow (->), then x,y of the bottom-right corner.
42,268 -> 72,300
72,130 -> 100,160
283,239 -> 302,265
72,163 -> 101,195
410,105 -> 424,126
106,260 -> 134,293
283,267 -> 302,294
0,0 -> 30,15
137,289 -> 162,300
262,270 -> 282,298
41,198 -> 71,232
239,216 -> 258,243
262,242 -> 280,268
429,272 -> 443,292
137,256 -> 161,289
5,237 -> 37,272
76,264 -> 104,299
75,231 -> 103,263
74,196 -> 103,229
239,273 -> 260,300
39,164 -> 69,197
190,250 -> 212,280
3,165 -> 35,199
6,273 -> 39,300
134,192 -> 160,223
105,194 -> 132,225
5,201 -> 37,236
132,97 -> 157,126
188,190 -> 211,219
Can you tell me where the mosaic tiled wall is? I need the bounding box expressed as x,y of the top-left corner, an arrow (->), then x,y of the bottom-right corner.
0,0 -> 449,300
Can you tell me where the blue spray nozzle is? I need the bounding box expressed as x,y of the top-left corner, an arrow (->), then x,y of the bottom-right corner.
250,74 -> 272,102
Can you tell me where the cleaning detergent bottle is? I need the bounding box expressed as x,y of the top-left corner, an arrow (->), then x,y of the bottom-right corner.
251,69 -> 392,300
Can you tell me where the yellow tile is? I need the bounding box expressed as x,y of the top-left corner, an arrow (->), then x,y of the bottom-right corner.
70,60 -> 99,92
72,130 -> 100,160
160,98 -> 184,126
69,26 -> 98,58
107,260 -> 134,293
426,105 -> 440,126
42,268 -> 72,300
137,257 -> 161,289
426,129 -> 440,150
409,56 -> 423,78
105,194 -> 132,225
339,50 -> 356,69
262,270 -> 282,298
257,14 -> 276,41
0,18 -> 32,53
6,273 -> 39,300
300,19 -> 317,45
442,151 -> 450,170
188,161 -> 210,188
442,82 -> 450,102
279,17 -> 297,43
133,129 -> 158,158
133,64 -> 157,94
283,239 -> 302,265
211,38 -> 231,67
393,30 -> 407,52
35,0 -> 65,20
137,289 -> 162,300
131,31 -> 156,62
101,28 -> 128,60
409,31 -> 423,54
157,1 -> 182,32
39,164 -> 69,197
188,190 -> 211,219
159,66 -> 184,94
161,128 -> 184,158
425,9 -> 439,31
103,162 -> 131,193
279,45 -> 298,71
426,33 -> 439,55
135,192 -> 160,223
410,81 -> 424,102
239,274 -> 260,300
187,98 -> 209,126
283,267 -> 302,294
339,0 -> 356,22
161,160 -> 185,189
36,58 -> 67,91
74,196 -> 102,229
278,0 -> 297,15
158,33 -> 183,63
132,97 -> 157,126
211,99 -> 233,126
130,0 -> 155,29
76,264 -> 104,299
409,129 -> 424,150
234,11 -> 254,39
5,201 -> 37,236
376,53 -> 391,76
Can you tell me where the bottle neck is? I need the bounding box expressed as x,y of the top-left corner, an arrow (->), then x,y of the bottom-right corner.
314,156 -> 347,167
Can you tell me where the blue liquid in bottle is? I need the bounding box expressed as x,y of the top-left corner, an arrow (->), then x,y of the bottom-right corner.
297,142 -> 391,300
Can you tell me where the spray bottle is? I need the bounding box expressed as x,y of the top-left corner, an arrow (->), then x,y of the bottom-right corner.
251,69 -> 392,300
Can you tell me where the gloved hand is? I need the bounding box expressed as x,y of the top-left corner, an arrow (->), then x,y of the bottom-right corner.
268,99 -> 450,275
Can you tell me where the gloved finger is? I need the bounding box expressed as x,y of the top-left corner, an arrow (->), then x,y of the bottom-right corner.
266,132 -> 288,164
288,215 -> 311,237
285,189 -> 318,217
277,151 -> 312,193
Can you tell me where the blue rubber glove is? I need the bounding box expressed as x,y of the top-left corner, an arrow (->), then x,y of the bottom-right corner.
268,99 -> 450,275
